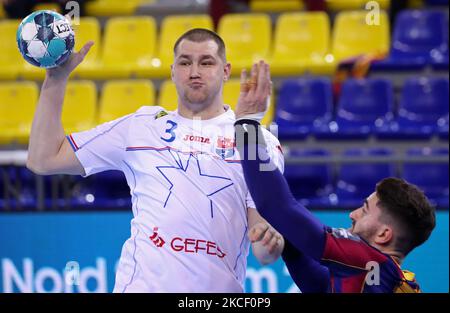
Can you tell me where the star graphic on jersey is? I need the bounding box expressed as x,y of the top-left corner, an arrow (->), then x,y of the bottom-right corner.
156,150 -> 234,218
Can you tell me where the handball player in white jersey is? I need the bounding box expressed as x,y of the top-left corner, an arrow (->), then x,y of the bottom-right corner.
27,28 -> 285,292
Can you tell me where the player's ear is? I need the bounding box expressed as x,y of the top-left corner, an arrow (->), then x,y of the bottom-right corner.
224,62 -> 231,82
170,64 -> 174,81
375,225 -> 393,245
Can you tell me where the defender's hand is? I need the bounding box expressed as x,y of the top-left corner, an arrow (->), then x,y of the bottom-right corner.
235,60 -> 272,121
249,222 -> 283,254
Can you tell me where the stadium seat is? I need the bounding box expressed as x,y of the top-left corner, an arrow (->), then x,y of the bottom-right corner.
0,4 -> 6,19
402,148 -> 449,209
71,17 -> 102,79
438,115 -> 449,139
223,79 -> 274,126
85,0 -> 151,16
0,20 -> 25,80
218,13 -> 272,76
157,80 -> 178,112
62,81 -> 97,134
426,0 -> 449,5
316,78 -> 394,139
326,0 -> 390,10
136,14 -> 213,79
371,10 -> 449,70
331,10 -> 390,63
336,148 -> 395,208
0,82 -> 39,144
249,0 -> 304,12
98,80 -> 155,123
94,17 -> 157,79
71,170 -> 131,209
284,148 -> 335,209
275,77 -> 333,139
270,12 -> 336,76
33,3 -> 61,12
377,77 -> 449,139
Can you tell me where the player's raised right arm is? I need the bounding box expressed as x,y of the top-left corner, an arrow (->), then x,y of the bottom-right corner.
26,42 -> 94,176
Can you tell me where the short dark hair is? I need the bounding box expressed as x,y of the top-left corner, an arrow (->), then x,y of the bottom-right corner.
173,28 -> 227,62
376,177 -> 436,256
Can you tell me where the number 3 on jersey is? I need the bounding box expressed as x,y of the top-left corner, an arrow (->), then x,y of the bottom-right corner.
161,120 -> 178,142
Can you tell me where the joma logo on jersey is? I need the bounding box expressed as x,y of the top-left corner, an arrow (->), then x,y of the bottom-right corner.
183,134 -> 210,144
215,137 -> 235,159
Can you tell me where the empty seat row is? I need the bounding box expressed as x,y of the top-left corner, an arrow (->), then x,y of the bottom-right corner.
0,79 -> 273,144
1,76 -> 448,145
284,147 -> 449,209
1,9 -> 447,81
276,76 -> 449,140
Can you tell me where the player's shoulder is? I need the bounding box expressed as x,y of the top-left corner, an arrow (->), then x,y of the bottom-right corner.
260,126 -> 282,153
326,227 -> 363,243
133,106 -> 174,119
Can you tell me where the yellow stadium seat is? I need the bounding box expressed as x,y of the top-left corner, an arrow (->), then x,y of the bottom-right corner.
271,12 -> 336,76
91,17 -> 156,79
250,0 -> 304,12
332,10 -> 390,62
33,3 -> 61,12
326,0 -> 390,10
99,80 -> 155,123
0,4 -> 6,19
0,20 -> 26,80
0,82 -> 39,144
62,81 -> 97,134
136,14 -> 214,79
223,79 -> 274,126
218,14 -> 272,76
157,80 -> 179,112
408,0 -> 424,8
71,17 -> 102,79
85,0 -> 152,16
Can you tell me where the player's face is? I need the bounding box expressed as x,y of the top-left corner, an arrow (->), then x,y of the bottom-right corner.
349,192 -> 384,244
172,39 -> 230,111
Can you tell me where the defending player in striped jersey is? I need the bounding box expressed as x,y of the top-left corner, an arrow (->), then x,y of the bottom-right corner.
234,60 -> 436,293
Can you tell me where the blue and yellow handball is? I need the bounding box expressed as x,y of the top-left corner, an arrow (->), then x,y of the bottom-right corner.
16,10 -> 75,68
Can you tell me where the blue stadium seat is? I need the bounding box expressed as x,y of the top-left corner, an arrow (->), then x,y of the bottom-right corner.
284,148 -> 335,209
402,148 -> 449,209
275,78 -> 333,140
0,167 -> 5,210
438,114 -> 449,139
426,0 -> 449,5
316,78 -> 393,139
71,171 -> 131,209
336,148 -> 395,209
371,10 -> 448,70
378,77 -> 449,139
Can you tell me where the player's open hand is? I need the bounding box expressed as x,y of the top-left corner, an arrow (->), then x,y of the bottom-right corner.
249,222 -> 284,254
46,41 -> 94,80
235,60 -> 272,121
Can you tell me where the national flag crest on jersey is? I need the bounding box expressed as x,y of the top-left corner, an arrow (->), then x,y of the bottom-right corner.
215,136 -> 235,159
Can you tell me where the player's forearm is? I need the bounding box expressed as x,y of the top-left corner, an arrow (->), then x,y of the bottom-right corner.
235,121 -> 326,261
282,240 -> 330,293
27,75 -> 68,174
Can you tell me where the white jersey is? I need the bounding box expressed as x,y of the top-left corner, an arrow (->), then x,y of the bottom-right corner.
68,105 -> 284,293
